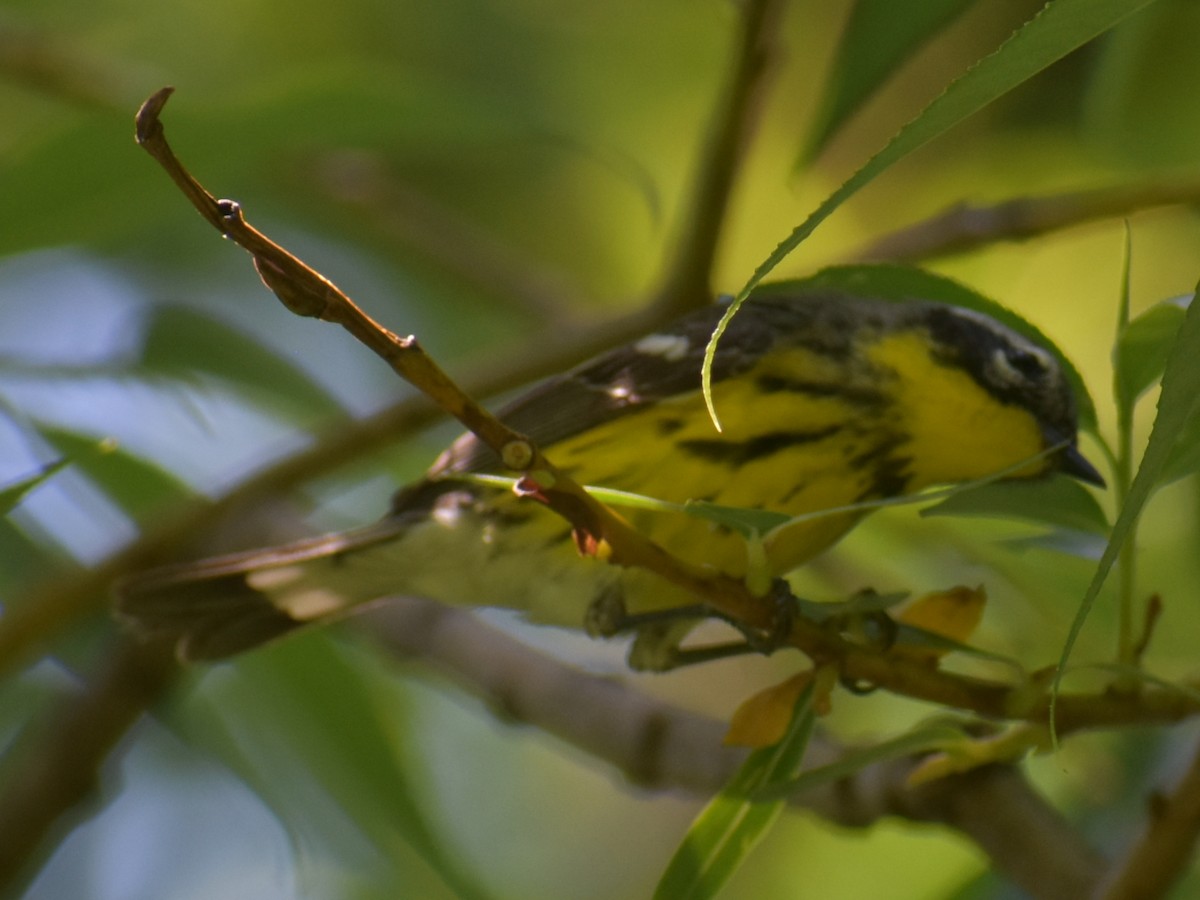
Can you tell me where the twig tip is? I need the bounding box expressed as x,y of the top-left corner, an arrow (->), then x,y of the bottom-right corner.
135,86 -> 176,145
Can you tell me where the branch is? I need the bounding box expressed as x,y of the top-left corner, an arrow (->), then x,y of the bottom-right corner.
131,86 -> 1200,737
0,0 -> 785,673
357,599 -> 1103,899
0,597 -> 1102,899
0,11 -> 795,885
856,177 -> 1200,262
650,0 -> 784,313
132,85 -> 788,671
1095,735 -> 1200,900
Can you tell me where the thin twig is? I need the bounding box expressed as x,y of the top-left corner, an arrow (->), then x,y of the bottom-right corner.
358,599 -> 1103,900
0,0 -> 787,676
132,86 -> 785,665
856,177 -> 1200,262
0,11 -> 793,888
130,87 -> 1200,737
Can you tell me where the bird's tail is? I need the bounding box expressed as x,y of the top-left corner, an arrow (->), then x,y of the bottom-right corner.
116,519 -> 411,661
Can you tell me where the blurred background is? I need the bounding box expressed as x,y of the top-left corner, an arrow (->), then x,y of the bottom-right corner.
4,0 -> 1200,897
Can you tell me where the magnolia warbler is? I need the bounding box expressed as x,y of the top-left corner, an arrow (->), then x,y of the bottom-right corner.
118,286 -> 1103,667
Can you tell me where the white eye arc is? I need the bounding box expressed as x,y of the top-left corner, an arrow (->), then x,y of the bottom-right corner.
991,343 -> 1052,385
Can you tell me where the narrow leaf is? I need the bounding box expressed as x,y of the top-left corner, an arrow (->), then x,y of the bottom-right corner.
654,682 -> 815,900
140,304 -> 345,422
35,425 -> 194,518
756,722 -> 968,801
1054,280 -> 1200,728
683,499 -> 790,538
0,459 -> 68,516
921,476 -> 1110,535
802,0 -> 977,161
1115,298 -> 1188,410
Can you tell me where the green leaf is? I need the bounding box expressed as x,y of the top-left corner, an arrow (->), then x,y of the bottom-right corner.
1114,298 -> 1188,409
139,304 -> 345,424
169,634 -> 491,900
755,722 -> 968,801
921,476 -> 1110,535
802,0 -> 977,162
706,0 -> 1159,423
35,425 -> 194,519
683,500 -> 790,538
1160,408 -> 1200,485
0,459 -> 68,516
653,682 -> 815,900
1054,278 -> 1200,730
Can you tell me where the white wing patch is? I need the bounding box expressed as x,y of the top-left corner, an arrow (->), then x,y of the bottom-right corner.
634,333 -> 690,362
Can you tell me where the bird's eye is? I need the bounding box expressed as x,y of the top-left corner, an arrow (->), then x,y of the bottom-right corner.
1008,346 -> 1050,377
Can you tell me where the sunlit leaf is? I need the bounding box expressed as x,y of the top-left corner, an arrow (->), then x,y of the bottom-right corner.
891,585 -> 987,662
725,671 -> 816,749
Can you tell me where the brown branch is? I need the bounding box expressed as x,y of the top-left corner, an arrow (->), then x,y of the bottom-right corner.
0,292 -> 700,679
357,599 -> 1104,899
133,85 -> 786,660
1094,735 -> 1200,900
897,762 -> 1104,899
130,86 -> 1200,738
0,11 -> 795,886
856,177 -> 1200,263
0,596 -> 1103,899
650,0 -> 784,314
6,7 -> 1193,888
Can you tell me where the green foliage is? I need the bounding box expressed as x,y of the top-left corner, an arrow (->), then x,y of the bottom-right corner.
35,426 -> 194,518
0,460 -> 68,516
801,0 -> 976,162
138,304 -> 346,425
168,636 -> 488,899
5,0 -> 1200,898
655,682 -> 816,900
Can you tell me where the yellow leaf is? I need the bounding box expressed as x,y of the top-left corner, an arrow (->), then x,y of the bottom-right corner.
893,585 -> 987,661
724,672 -> 813,749
906,723 -> 1048,787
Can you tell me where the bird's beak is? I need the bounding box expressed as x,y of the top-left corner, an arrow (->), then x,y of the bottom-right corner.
1059,443 -> 1106,487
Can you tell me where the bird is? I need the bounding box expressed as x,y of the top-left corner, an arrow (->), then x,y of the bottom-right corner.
116,284 -> 1103,668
